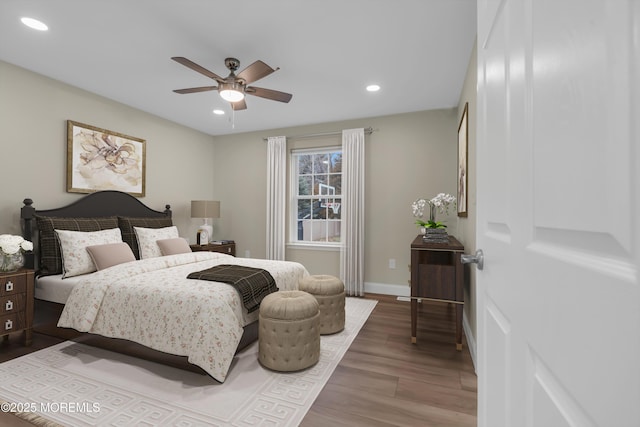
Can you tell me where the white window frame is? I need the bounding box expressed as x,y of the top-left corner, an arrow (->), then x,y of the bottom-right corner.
288,146 -> 342,248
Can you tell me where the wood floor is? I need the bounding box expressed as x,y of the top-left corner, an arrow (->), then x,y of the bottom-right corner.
301,294 -> 477,426
0,294 -> 477,427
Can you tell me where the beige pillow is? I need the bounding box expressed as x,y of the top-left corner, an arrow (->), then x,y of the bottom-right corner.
156,238 -> 192,256
86,242 -> 136,271
55,228 -> 123,278
133,226 -> 179,259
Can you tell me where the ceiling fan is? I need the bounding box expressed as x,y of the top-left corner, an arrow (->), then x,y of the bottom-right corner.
171,56 -> 292,110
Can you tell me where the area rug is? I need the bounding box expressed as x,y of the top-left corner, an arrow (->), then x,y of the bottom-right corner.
0,297 -> 377,427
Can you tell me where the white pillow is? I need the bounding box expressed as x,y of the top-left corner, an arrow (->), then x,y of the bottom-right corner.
134,226 -> 179,259
55,228 -> 123,278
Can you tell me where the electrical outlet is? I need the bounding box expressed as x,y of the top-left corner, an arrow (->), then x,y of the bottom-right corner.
389,258 -> 396,269
245,250 -> 251,258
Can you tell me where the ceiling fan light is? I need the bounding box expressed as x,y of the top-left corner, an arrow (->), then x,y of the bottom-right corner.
220,89 -> 244,102
219,82 -> 245,102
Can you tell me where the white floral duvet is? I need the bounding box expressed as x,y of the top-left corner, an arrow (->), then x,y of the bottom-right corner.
57,251 -> 309,382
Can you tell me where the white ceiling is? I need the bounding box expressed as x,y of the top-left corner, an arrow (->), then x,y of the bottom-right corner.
0,0 -> 477,136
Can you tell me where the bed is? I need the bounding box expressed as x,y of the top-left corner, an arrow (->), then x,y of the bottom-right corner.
21,191 -> 308,382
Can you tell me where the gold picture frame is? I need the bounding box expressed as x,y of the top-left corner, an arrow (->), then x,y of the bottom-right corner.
457,103 -> 468,217
67,121 -> 146,197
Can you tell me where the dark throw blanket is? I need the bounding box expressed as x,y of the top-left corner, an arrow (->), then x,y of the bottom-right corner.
187,264 -> 278,313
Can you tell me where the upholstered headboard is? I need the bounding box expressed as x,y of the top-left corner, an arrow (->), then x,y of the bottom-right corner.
21,190 -> 172,271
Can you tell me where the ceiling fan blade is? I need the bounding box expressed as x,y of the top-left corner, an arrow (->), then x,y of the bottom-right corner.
246,86 -> 293,103
236,60 -> 277,85
231,99 -> 247,111
173,86 -> 218,94
171,57 -> 224,82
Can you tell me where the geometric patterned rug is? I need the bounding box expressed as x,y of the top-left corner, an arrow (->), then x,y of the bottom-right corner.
0,297 -> 377,426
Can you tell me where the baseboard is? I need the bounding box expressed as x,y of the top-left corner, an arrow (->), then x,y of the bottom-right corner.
463,311 -> 477,373
364,281 -> 409,297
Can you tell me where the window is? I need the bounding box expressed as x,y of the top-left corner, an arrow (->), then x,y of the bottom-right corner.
291,147 -> 342,245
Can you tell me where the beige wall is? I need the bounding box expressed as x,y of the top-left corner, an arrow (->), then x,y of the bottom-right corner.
0,60 -> 216,239
212,109 -> 460,296
456,40 -> 478,347
2,59 -> 468,302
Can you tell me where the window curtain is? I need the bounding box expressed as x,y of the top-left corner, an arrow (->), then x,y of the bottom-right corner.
266,136 -> 286,260
340,128 -> 365,296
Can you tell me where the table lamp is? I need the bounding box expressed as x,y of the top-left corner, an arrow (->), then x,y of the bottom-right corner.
191,200 -> 220,245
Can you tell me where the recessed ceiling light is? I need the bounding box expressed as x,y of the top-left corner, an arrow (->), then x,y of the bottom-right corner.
366,84 -> 381,92
21,17 -> 48,31
212,109 -> 225,115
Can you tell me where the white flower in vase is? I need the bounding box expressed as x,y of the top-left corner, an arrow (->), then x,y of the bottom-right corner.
411,193 -> 456,230
0,234 -> 33,272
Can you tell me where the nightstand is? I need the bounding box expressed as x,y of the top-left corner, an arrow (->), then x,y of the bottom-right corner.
190,242 -> 236,257
0,268 -> 34,346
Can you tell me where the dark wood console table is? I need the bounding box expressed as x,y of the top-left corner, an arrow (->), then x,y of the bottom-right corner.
410,235 -> 465,350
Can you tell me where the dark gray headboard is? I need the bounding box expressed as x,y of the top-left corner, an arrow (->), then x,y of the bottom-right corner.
21,190 -> 171,269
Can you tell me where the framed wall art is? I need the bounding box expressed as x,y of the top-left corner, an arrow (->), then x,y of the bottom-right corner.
457,103 -> 468,217
67,120 -> 146,197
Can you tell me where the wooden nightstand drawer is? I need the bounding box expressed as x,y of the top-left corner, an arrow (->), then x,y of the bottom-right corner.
190,242 -> 236,257
0,274 -> 26,296
0,293 -> 25,315
0,269 -> 34,345
0,312 -> 26,334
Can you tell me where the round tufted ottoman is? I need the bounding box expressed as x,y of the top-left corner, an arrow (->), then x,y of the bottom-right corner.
298,275 -> 345,335
258,290 -> 320,372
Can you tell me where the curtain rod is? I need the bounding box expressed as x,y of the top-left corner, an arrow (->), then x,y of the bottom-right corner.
263,126 -> 375,142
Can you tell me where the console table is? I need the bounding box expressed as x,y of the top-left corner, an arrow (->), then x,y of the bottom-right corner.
410,235 -> 465,350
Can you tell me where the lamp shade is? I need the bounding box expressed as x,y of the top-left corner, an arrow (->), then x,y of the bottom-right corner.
191,200 -> 220,219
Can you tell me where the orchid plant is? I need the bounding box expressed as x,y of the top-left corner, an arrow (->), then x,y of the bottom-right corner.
412,193 -> 456,229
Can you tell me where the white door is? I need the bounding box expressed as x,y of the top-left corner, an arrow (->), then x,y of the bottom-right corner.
476,1 -> 639,426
